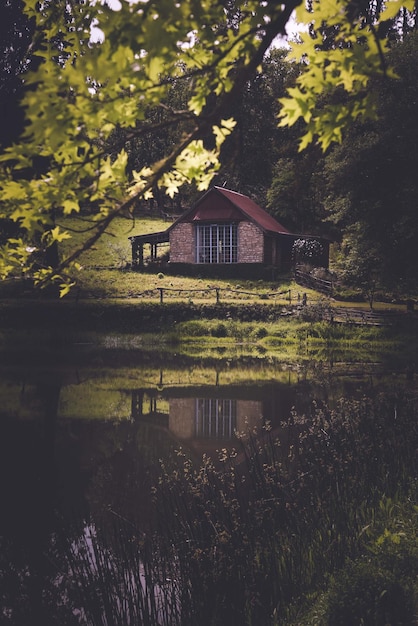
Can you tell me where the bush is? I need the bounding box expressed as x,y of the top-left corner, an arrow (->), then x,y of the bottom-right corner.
253,326 -> 268,339
322,560 -> 413,626
333,287 -> 365,302
211,322 -> 228,338
177,320 -> 209,336
299,299 -> 333,322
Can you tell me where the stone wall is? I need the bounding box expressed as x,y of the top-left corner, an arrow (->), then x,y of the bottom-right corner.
238,222 -> 264,263
169,222 -> 195,263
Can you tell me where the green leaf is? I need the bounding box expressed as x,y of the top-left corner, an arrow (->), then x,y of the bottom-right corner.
59,281 -> 76,298
62,199 -> 80,216
383,0 -> 413,21
46,227 -> 72,244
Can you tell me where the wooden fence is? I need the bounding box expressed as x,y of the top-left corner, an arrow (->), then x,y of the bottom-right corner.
126,287 -> 413,326
294,268 -> 333,294
321,306 -> 408,326
131,286 -> 293,304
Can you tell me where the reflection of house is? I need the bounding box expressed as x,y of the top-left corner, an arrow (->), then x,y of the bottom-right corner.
169,397 -> 263,440
131,384 -> 297,464
131,393 -> 262,440
195,399 -> 236,438
129,186 -> 329,272
131,382 -> 295,444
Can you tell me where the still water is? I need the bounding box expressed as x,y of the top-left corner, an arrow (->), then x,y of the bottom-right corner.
0,338 -> 414,624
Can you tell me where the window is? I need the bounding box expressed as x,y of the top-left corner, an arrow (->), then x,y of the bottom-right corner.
196,223 -> 237,263
195,398 -> 237,439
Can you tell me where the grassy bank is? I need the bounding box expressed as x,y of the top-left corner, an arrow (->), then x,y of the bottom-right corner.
1,298 -> 416,370
1,215 -> 417,365
57,214 -> 295,299
3,216 -> 416,305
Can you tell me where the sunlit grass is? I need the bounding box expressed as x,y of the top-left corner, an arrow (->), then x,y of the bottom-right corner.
68,266 -> 300,301
57,215 -> 313,300
59,214 -> 168,268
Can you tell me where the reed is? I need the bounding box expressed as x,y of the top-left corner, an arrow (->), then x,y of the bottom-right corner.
58,392 -> 417,625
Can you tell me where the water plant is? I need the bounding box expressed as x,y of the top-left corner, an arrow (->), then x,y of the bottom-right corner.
156,392 -> 417,623
50,391 -> 417,625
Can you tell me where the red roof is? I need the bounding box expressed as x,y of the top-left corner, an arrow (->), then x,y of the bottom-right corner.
213,187 -> 290,234
176,186 -> 291,235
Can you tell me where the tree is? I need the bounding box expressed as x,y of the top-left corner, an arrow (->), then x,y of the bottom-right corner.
322,31 -> 418,295
266,151 -> 328,234
0,0 -> 414,294
334,223 -> 382,308
0,0 -> 35,148
109,74 -> 198,215
278,0 -> 417,151
214,47 -> 298,207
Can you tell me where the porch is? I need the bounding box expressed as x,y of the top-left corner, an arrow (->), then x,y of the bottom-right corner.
129,230 -> 170,266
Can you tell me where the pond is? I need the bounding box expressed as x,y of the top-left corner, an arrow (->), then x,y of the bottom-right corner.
0,336 -> 416,624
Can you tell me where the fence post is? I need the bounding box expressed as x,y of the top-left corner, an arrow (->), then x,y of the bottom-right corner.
216,288 -> 220,304
158,287 -> 164,303
288,289 -> 291,304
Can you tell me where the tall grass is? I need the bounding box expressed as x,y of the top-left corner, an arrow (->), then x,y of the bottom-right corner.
56,391 -> 417,625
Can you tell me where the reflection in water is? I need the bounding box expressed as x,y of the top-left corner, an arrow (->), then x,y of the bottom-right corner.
130,380 -> 297,462
0,349 -> 415,624
195,398 -> 236,438
132,392 -> 265,440
65,522 -> 180,626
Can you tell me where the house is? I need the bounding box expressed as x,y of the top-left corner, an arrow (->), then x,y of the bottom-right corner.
129,186 -> 329,275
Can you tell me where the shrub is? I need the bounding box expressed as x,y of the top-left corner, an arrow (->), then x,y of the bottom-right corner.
177,320 -> 209,336
299,299 -> 333,322
253,326 -> 268,339
211,322 -> 228,338
322,560 -> 412,626
333,286 -> 364,302
58,394 -> 416,626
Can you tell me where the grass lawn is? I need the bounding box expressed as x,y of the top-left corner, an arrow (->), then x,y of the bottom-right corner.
0,213 -> 416,368
58,213 -> 166,270
1,215 -> 415,310
57,215 -> 302,302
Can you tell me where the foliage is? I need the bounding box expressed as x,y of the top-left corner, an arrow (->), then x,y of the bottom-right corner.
8,389 -> 411,625
300,494 -> 418,625
319,560 -> 414,625
214,48 -> 298,207
0,0 -> 296,293
333,223 -> 382,309
266,153 -> 326,233
279,0 -> 417,151
140,393 -> 417,624
0,0 -> 415,293
321,32 -> 418,296
292,237 -> 324,262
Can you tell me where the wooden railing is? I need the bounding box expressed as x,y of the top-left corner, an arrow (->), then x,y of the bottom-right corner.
321,306 -> 405,326
130,286 -> 293,304
122,288 -> 413,325
294,268 -> 333,294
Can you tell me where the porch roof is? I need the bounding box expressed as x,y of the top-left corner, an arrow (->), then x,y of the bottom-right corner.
129,230 -> 170,245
